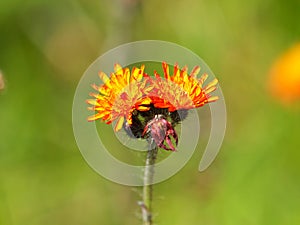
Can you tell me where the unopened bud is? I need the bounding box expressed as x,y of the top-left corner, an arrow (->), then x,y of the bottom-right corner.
142,115 -> 178,151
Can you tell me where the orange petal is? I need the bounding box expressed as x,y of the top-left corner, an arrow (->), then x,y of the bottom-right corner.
87,112 -> 106,121
137,106 -> 150,111
205,78 -> 218,90
139,97 -> 152,104
114,116 -> 125,131
114,64 -> 123,74
190,66 -> 200,77
91,83 -> 100,91
199,73 -> 208,86
86,99 -> 100,106
207,96 -> 219,102
162,62 -> 170,80
205,86 -> 217,94
123,68 -> 130,84
98,72 -> 112,88
131,65 -> 144,82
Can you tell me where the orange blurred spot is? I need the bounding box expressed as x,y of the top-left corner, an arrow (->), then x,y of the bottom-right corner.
0,71 -> 5,91
268,43 -> 300,104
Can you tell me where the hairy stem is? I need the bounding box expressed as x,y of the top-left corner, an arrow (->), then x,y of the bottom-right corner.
140,146 -> 158,225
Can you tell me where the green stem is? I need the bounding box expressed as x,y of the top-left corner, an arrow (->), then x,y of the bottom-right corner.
140,146 -> 158,225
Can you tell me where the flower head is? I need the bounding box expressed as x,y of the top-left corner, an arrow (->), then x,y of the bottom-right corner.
145,62 -> 219,111
87,64 -> 151,131
87,62 -> 219,151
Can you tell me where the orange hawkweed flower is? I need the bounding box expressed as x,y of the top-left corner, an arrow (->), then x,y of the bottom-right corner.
268,43 -> 300,104
87,64 -> 151,131
146,62 -> 219,111
86,62 -> 220,151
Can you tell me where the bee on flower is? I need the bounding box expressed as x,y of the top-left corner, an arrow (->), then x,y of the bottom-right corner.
87,62 -> 219,151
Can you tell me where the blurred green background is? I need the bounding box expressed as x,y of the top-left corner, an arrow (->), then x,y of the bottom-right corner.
1,0 -> 300,224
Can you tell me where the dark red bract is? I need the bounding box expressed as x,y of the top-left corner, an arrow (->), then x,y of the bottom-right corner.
142,115 -> 178,151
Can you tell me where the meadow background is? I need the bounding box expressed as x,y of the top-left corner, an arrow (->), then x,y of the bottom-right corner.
1,0 -> 300,224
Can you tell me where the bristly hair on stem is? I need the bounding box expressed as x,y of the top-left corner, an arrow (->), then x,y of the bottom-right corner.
138,143 -> 158,225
